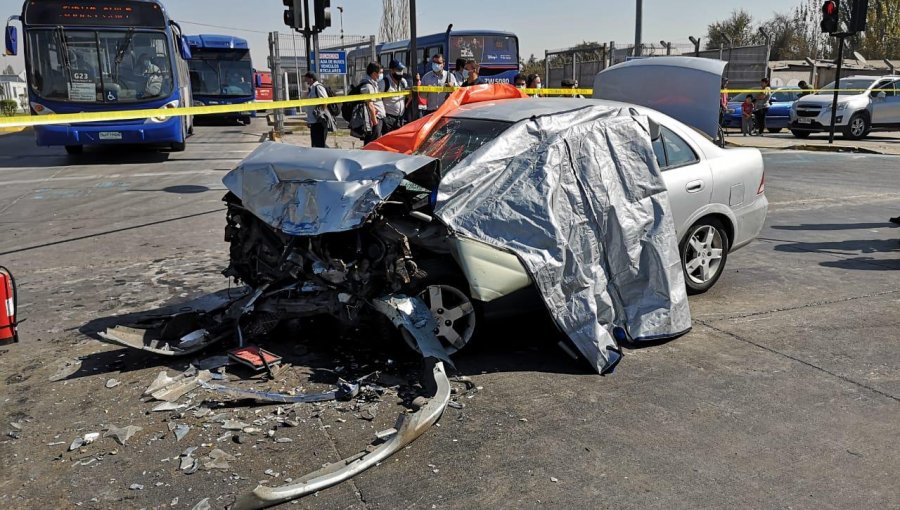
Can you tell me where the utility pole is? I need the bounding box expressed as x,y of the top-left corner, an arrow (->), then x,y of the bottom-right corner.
338,6 -> 347,94
409,0 -> 418,121
633,0 -> 642,56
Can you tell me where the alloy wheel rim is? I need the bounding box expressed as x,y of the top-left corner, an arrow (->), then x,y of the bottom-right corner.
684,226 -> 725,285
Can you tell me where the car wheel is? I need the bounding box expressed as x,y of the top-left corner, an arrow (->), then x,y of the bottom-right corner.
400,284 -> 477,355
843,112 -> 869,140
767,128 -> 782,133
64,144 -> 83,155
680,219 -> 730,295
790,129 -> 811,138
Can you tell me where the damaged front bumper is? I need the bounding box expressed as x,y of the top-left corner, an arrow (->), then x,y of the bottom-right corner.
233,358 -> 451,510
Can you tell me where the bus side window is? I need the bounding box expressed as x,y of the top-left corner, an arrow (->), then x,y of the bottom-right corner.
380,52 -> 391,69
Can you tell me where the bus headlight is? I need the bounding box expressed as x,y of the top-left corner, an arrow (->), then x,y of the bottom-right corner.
30,102 -> 55,115
148,100 -> 180,123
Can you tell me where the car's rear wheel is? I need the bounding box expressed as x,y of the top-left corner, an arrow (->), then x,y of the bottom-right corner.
843,112 -> 868,140
400,284 -> 477,355
680,219 -> 730,295
768,128 -> 782,133
790,129 -> 811,138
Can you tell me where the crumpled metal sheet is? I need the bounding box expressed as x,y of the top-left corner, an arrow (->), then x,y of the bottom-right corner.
222,143 -> 440,236
435,105 -> 692,373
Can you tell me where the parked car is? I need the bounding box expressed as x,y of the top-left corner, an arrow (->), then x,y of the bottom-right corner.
789,75 -> 900,139
723,86 -> 803,133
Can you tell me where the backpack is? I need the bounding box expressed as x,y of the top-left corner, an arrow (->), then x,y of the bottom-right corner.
341,81 -> 367,122
323,85 -> 340,117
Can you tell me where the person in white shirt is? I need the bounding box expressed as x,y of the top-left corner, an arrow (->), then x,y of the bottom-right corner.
420,53 -> 459,114
382,59 -> 410,133
303,72 -> 329,148
360,62 -> 386,144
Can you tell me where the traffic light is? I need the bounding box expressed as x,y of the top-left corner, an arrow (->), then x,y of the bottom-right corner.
820,1 -> 840,34
283,0 -> 302,30
848,0 -> 869,34
314,0 -> 331,31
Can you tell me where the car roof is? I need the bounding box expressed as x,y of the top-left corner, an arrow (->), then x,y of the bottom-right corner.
446,98 -> 639,124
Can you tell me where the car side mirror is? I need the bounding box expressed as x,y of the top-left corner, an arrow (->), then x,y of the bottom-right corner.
4,26 -> 16,57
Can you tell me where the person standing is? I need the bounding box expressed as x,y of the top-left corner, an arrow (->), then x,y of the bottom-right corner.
360,62 -> 386,144
561,79 -> 583,98
452,58 -> 466,84
382,59 -> 410,133
460,59 -> 485,87
513,73 -> 527,89
798,80 -> 813,97
421,54 -> 459,115
754,77 -> 772,135
526,73 -> 542,97
720,77 -> 730,127
741,94 -> 754,136
303,72 -> 329,148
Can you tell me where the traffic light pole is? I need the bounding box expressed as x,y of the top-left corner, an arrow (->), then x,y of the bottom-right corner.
409,0 -> 419,122
303,0 -> 313,73
827,34 -> 846,144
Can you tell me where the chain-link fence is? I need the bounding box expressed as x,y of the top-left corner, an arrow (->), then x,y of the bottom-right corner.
545,44 -> 608,89
698,44 -> 770,91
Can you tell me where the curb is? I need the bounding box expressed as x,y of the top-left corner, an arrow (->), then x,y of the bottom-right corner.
0,126 -> 29,135
725,140 -> 890,156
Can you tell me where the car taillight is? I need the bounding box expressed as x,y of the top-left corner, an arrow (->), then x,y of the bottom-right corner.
757,171 -> 766,195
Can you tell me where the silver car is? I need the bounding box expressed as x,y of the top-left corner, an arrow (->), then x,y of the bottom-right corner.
790,75 -> 900,139
417,98 -> 769,295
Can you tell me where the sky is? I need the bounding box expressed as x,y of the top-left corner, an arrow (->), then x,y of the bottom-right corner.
0,0 -> 792,74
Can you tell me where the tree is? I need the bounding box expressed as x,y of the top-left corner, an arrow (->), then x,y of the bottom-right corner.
706,9 -> 760,49
519,54 -> 544,77
761,12 -> 805,60
378,0 -> 409,44
862,0 -> 900,59
2,64 -> 14,76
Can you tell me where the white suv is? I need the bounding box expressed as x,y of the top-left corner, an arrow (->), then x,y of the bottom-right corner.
789,75 -> 900,140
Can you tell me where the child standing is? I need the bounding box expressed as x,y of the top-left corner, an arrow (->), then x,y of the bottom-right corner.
741,95 -> 754,136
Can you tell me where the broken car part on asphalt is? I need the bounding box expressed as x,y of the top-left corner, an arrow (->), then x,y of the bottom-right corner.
232,358 -> 451,510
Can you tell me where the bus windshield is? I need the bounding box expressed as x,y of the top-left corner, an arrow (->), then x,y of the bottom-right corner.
26,28 -> 173,103
450,35 -> 518,71
189,51 -> 253,97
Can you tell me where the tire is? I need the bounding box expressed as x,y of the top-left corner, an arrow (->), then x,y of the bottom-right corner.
64,145 -> 83,155
842,112 -> 869,140
170,119 -> 187,152
790,129 -> 811,139
680,219 -> 730,295
399,283 -> 479,356
767,128 -> 782,133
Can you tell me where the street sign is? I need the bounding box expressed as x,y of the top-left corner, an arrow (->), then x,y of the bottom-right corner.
311,51 -> 346,74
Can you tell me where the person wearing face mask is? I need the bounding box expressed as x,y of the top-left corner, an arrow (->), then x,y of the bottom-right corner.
526,73 -> 542,97
513,73 -> 527,90
452,58 -> 467,84
303,72 -> 330,148
421,53 -> 460,115
382,60 -> 410,133
360,62 -> 386,144
460,59 -> 485,87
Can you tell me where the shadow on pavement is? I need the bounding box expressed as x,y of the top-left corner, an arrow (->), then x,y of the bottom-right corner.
772,222 -> 899,231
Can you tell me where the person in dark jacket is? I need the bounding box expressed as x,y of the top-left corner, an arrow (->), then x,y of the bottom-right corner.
460,59 -> 485,87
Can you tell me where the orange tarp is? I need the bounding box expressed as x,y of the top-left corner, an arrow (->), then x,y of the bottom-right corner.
363,84 -> 528,154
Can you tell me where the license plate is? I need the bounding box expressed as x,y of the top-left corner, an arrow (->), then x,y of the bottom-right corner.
798,118 -> 812,124
99,132 -> 123,140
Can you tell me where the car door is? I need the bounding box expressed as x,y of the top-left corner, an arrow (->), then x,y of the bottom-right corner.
652,125 -> 713,237
871,80 -> 899,126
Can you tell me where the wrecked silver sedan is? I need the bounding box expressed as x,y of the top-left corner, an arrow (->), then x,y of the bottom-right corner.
220,102 -> 694,375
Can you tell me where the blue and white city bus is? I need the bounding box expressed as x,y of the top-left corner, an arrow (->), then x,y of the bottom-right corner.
5,0 -> 193,154
347,29 -> 520,85
184,34 -> 254,125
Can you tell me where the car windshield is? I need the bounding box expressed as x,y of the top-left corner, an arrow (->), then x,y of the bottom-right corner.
26,28 -> 174,103
189,50 -> 253,97
816,79 -> 876,96
416,117 -> 513,171
771,90 -> 800,102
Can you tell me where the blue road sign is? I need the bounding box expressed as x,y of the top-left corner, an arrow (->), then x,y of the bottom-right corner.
311,51 -> 347,74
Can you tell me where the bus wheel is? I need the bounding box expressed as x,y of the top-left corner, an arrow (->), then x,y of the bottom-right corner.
170,141 -> 186,152
65,145 -> 83,155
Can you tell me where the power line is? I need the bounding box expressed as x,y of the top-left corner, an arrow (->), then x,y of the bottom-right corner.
178,20 -> 269,35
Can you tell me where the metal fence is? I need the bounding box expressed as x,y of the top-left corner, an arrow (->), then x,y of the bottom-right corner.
545,44 -> 608,89
270,33 -> 375,99
698,44 -> 770,91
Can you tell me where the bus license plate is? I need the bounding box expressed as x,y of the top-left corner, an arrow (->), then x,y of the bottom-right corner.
99,132 -> 123,140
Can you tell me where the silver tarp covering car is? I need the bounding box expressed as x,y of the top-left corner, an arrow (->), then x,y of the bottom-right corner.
223,143 -> 439,235
435,105 -> 692,373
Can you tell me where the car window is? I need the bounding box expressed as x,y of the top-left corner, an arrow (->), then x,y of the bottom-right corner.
885,81 -> 899,97
660,126 -> 698,169
416,118 -> 513,171
651,135 -> 666,169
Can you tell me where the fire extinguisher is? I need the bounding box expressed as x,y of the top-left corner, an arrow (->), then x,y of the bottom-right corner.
0,266 -> 19,346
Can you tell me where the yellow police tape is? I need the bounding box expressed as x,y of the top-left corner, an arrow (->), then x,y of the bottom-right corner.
0,86 -> 892,129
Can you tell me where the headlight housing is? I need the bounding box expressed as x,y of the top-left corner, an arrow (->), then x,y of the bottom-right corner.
148,100 -> 180,123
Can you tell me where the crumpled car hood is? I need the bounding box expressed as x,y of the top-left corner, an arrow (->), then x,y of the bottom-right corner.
223,142 -> 439,236
593,56 -> 727,139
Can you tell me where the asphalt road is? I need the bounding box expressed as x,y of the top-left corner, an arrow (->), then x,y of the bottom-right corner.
0,120 -> 898,509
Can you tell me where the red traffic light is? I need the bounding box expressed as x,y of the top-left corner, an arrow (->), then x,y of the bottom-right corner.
823,1 -> 836,14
